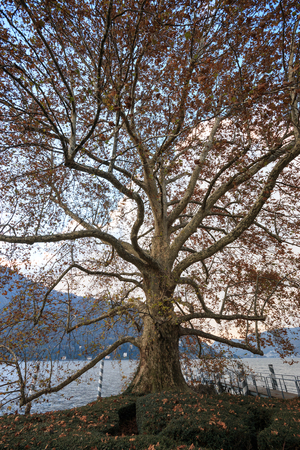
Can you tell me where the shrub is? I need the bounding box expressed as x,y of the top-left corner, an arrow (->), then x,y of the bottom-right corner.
1,392 -> 299,449
137,391 -> 254,449
257,409 -> 300,450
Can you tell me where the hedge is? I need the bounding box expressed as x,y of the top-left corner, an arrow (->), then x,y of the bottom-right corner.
0,390 -> 300,449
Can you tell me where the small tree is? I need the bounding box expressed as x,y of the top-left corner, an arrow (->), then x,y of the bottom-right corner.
0,0 -> 300,407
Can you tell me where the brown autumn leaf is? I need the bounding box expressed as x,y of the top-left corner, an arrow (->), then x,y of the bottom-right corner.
0,0 -> 299,407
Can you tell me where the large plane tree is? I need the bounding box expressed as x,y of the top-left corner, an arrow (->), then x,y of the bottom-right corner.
0,0 -> 300,407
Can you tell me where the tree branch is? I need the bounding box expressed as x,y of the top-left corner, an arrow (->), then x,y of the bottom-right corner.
34,265 -> 76,325
65,160 -> 158,267
67,304 -> 138,333
172,141 -> 300,277
179,327 -> 264,355
19,335 -> 139,406
177,311 -> 266,324
0,229 -> 149,271
72,263 -> 142,287
167,116 -> 222,227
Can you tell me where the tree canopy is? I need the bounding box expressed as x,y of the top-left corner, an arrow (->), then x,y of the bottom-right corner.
0,0 -> 300,408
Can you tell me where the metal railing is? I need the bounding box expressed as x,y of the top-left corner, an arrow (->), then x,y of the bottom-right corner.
182,363 -> 300,399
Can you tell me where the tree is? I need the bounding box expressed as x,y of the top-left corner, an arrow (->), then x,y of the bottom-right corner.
0,0 -> 300,408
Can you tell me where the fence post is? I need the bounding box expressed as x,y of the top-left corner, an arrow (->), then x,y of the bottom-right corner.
268,364 -> 278,390
265,377 -> 271,398
241,377 -> 249,396
252,375 -> 259,396
295,378 -> 300,397
229,373 -> 234,394
97,360 -> 104,399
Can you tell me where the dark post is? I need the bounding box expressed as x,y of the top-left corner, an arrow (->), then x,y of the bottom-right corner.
268,364 -> 278,390
269,364 -> 278,390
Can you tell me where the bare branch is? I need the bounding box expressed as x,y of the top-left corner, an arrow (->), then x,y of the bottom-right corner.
19,336 -> 139,406
179,327 -> 264,355
0,345 -> 26,405
67,304 -> 137,333
177,311 -> 266,324
0,229 -> 148,271
34,264 -> 76,325
72,263 -> 142,287
173,141 -> 300,277
167,116 -> 222,227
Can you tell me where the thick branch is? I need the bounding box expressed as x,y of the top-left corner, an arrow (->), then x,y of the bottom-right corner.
177,311 -> 266,324
173,141 -> 300,277
170,140 -> 295,263
0,229 -> 148,271
179,327 -> 264,355
65,160 -> 157,267
167,117 -> 222,227
19,336 -> 139,406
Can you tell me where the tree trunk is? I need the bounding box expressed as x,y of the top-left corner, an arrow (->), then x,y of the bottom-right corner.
127,316 -> 188,395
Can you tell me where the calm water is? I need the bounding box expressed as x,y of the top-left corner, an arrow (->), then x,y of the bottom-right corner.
0,358 -> 299,416
0,360 -> 139,416
241,357 -> 300,377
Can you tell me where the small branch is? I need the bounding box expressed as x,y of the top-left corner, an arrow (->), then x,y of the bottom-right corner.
0,345 -> 26,405
67,304 -> 135,333
34,264 -> 76,325
177,311 -> 266,324
72,263 -> 142,286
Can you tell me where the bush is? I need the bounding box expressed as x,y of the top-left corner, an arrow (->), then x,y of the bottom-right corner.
137,391 -> 254,449
0,396 -> 130,449
257,407 -> 300,450
136,391 -> 299,450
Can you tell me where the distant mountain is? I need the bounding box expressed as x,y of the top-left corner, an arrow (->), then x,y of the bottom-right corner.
2,267 -> 299,360
0,266 -> 140,360
0,266 -> 79,310
210,327 -> 300,358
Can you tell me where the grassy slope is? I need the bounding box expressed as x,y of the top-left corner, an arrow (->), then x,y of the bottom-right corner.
0,391 -> 300,450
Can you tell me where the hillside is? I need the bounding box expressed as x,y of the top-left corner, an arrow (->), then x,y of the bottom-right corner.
1,266 -> 299,360
0,266 -> 140,360
210,327 -> 300,358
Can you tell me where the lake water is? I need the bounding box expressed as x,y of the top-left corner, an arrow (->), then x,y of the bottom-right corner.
0,360 -> 139,416
0,358 -> 299,416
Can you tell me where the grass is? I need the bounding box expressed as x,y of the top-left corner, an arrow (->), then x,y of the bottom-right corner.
0,388 -> 300,449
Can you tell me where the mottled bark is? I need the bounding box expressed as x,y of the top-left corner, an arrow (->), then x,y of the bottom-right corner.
127,317 -> 187,394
